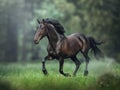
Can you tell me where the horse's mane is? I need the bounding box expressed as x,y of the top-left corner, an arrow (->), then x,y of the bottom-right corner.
43,18 -> 65,34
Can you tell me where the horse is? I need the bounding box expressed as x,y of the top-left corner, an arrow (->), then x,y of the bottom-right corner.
34,18 -> 103,77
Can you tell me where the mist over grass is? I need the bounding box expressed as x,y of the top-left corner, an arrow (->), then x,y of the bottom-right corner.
0,58 -> 120,90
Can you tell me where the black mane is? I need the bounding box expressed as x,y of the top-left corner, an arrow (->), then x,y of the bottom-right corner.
43,18 -> 65,34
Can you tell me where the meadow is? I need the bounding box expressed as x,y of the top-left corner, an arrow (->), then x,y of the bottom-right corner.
0,58 -> 120,90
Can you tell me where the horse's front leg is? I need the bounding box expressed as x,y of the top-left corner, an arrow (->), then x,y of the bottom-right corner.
42,56 -> 49,75
59,58 -> 71,77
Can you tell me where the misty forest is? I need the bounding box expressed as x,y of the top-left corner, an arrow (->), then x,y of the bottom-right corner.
0,0 -> 120,90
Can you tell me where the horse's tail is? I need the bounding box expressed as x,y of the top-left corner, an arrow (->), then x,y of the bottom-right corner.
88,37 -> 104,59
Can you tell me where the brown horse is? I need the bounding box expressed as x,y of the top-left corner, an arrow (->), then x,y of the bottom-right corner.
34,18 -> 103,76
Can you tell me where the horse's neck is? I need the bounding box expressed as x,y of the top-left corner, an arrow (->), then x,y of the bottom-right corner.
47,27 -> 61,49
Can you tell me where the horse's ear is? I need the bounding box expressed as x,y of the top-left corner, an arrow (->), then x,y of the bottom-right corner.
42,19 -> 47,25
37,19 -> 40,24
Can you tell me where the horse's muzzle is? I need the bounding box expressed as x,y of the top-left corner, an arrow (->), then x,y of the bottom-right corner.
34,40 -> 39,44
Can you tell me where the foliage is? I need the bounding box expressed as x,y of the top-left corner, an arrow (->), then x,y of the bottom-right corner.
0,0 -> 120,62
97,73 -> 120,90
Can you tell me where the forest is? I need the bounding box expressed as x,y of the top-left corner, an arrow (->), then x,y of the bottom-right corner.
0,0 -> 120,62
0,0 -> 120,90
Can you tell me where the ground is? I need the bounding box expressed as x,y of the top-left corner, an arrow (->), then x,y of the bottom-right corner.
0,58 -> 120,90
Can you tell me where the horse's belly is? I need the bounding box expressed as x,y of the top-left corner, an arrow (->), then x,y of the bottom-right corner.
61,42 -> 80,57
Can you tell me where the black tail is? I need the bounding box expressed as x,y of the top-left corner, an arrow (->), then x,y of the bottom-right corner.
88,37 -> 104,59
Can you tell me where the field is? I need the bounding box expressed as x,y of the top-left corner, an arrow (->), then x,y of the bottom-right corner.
0,58 -> 120,90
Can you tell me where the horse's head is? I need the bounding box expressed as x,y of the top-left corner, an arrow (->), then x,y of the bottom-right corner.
34,19 -> 48,44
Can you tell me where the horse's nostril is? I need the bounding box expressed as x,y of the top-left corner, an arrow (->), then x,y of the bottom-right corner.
34,40 -> 39,44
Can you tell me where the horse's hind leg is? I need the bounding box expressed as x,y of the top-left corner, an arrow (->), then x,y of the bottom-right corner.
42,56 -> 49,75
83,52 -> 90,76
71,56 -> 81,76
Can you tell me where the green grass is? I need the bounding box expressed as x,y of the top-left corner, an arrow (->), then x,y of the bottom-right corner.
0,58 -> 120,90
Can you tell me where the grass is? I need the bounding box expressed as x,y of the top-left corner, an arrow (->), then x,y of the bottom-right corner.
0,58 -> 120,90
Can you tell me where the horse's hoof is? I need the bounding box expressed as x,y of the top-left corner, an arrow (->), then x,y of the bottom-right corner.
65,73 -> 71,77
42,69 -> 48,75
84,70 -> 88,76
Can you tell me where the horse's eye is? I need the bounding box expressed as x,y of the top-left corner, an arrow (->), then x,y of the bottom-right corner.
40,24 -> 42,28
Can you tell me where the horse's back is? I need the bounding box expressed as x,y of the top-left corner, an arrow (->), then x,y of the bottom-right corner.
67,33 -> 90,52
